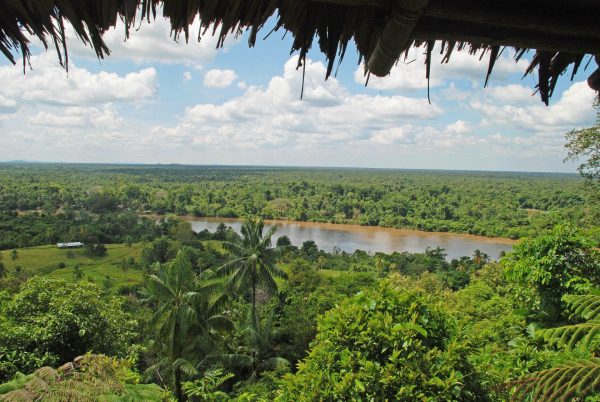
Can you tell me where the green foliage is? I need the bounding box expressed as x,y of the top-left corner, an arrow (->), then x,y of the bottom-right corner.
564,294 -> 600,320
0,354 -> 165,402
141,238 -> 177,266
275,264 -> 378,364
511,358 -> 600,402
540,320 -> 600,351
221,309 -> 290,382
508,292 -> 600,401
1,244 -> 145,291
0,165 -> 590,247
538,294 -> 600,352
144,250 -> 230,401
182,368 -> 234,401
565,99 -> 600,225
218,218 -> 287,328
277,284 -> 482,401
85,243 -> 107,257
504,225 -> 600,321
0,277 -> 138,381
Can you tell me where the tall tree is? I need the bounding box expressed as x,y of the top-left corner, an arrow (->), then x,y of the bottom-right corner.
565,98 -> 600,223
145,250 -> 230,402
504,225 -> 600,322
472,249 -> 489,267
218,218 -> 287,329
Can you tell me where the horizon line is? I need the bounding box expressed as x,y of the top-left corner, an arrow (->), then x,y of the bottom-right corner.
0,160 -> 580,175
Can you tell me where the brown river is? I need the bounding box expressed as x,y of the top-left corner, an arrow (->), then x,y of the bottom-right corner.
182,217 -> 517,260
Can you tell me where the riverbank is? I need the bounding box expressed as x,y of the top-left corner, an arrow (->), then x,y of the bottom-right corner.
146,214 -> 518,260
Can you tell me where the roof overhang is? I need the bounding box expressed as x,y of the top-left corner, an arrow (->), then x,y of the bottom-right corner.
1,0 -> 599,104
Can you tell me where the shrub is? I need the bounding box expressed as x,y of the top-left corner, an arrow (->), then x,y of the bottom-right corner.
277,284 -> 483,401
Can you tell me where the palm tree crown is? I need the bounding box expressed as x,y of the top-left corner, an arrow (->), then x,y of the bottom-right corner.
145,249 -> 230,402
217,218 -> 287,329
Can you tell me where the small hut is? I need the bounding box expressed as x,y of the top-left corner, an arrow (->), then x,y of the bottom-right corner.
57,242 -> 85,249
0,0 -> 599,104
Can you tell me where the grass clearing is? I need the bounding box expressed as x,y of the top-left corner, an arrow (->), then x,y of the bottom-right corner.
1,243 -> 350,291
0,244 -> 144,290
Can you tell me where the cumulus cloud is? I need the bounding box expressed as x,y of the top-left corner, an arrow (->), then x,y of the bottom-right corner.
445,120 -> 472,134
63,16 -> 239,66
203,69 -> 238,88
0,53 -> 157,106
470,81 -> 596,134
0,94 -> 17,113
29,104 -> 122,129
485,84 -> 535,104
150,56 -> 442,149
0,41 -> 591,172
355,46 -> 530,91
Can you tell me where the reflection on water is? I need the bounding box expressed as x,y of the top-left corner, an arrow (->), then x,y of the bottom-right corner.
184,217 -> 515,260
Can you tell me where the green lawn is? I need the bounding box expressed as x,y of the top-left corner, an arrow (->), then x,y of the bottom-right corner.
0,244 -> 144,290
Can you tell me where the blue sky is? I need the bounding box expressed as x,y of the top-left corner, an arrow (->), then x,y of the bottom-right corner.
0,14 -> 597,172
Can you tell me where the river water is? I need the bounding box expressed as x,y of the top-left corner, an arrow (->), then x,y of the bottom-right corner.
183,217 -> 516,260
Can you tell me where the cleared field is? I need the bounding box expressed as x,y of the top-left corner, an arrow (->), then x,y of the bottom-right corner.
0,242 -> 350,291
0,244 -> 144,290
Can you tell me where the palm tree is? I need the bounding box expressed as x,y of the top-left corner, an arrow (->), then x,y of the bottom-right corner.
145,250 -> 230,402
221,310 -> 289,381
217,218 -> 287,329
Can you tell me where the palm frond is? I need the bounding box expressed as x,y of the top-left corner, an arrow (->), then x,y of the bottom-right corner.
216,257 -> 246,277
208,315 -> 234,333
145,274 -> 176,302
221,240 -> 245,258
510,358 -> 600,402
258,357 -> 290,372
539,320 -> 600,350
564,294 -> 600,320
207,293 -> 230,317
535,294 -> 600,351
173,358 -> 198,377
258,266 -> 279,294
219,353 -> 254,370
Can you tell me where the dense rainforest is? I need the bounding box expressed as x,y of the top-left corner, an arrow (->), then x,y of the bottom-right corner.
0,164 -> 596,252
0,218 -> 599,401
0,137 -> 598,401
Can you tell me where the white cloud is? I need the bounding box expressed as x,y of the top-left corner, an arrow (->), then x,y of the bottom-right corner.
355,46 -> 531,91
0,40 -> 591,173
203,69 -> 238,88
470,81 -> 596,134
64,15 -> 239,66
0,94 -> 17,113
29,104 -> 122,129
0,53 -> 157,106
486,84 -> 535,104
446,120 -> 471,134
150,56 -> 442,149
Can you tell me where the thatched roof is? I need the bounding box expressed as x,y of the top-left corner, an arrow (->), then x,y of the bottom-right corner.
2,0 -> 599,104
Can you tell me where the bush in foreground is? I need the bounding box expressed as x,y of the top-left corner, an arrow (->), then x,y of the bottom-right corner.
277,284 -> 483,401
